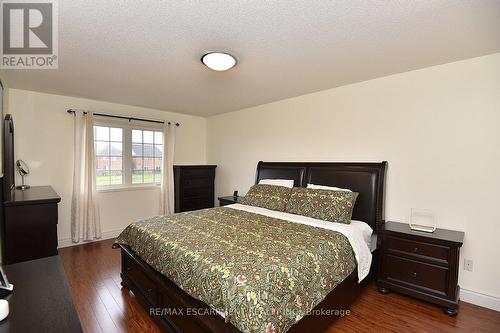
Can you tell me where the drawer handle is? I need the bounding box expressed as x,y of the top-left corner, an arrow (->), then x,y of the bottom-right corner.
413,247 -> 419,253
126,267 -> 132,271
411,272 -> 417,278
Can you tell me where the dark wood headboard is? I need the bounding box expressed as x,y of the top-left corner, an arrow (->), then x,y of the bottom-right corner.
255,161 -> 387,230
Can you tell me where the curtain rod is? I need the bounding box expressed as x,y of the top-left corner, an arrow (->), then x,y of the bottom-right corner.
66,109 -> 180,126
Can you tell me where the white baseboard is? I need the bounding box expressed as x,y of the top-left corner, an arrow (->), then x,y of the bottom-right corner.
57,228 -> 125,248
461,288 -> 500,312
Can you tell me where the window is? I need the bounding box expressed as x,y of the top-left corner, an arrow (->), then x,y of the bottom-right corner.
94,126 -> 123,186
93,123 -> 163,189
132,129 -> 163,184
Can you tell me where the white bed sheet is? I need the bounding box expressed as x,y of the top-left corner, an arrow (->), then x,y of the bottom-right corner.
227,203 -> 373,282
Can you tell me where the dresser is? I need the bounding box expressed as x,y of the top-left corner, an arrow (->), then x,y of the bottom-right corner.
377,221 -> 464,315
0,256 -> 82,332
2,186 -> 61,264
174,165 -> 217,213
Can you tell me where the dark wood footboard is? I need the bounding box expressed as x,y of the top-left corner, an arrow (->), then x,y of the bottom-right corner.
117,244 -> 368,333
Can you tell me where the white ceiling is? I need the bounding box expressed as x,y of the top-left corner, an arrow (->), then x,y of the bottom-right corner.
2,0 -> 500,116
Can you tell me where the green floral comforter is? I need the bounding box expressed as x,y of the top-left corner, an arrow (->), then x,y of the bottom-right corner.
115,207 -> 356,333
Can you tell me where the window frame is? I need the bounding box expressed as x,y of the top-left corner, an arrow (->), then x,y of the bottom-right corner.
93,118 -> 163,191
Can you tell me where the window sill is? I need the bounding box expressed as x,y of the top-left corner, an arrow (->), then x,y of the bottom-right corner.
97,185 -> 161,193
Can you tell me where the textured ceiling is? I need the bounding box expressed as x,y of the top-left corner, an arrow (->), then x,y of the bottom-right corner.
2,0 -> 500,116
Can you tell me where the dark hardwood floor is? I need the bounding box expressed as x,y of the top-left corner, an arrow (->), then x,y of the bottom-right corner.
59,239 -> 500,333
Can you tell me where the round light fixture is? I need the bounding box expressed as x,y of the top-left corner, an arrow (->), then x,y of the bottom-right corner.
201,52 -> 236,71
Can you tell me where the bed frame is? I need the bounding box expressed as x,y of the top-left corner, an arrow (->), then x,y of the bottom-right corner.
116,161 -> 387,333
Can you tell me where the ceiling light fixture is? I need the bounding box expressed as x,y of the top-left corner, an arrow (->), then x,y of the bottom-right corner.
201,52 -> 236,71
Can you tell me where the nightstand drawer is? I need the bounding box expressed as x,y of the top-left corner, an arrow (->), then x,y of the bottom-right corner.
219,199 -> 234,206
382,254 -> 448,294
385,236 -> 449,263
218,196 -> 244,207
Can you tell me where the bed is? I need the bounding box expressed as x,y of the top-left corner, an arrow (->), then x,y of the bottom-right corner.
114,161 -> 387,333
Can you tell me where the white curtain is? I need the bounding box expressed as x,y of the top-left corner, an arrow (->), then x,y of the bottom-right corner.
71,111 -> 101,242
160,122 -> 176,215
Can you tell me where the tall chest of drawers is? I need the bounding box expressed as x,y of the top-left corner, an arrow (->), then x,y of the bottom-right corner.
377,221 -> 464,315
173,165 -> 217,213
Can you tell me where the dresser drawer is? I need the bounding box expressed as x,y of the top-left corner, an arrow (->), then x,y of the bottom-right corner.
181,197 -> 213,212
382,254 -> 448,294
182,178 -> 213,189
157,293 -> 206,333
181,168 -> 215,178
124,255 -> 157,304
385,235 -> 450,263
182,186 -> 213,199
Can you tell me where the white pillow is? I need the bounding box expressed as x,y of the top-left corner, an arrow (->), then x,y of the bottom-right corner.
259,179 -> 294,188
307,184 -> 352,192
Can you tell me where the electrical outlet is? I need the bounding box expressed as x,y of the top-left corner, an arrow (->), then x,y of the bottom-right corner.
464,259 -> 473,272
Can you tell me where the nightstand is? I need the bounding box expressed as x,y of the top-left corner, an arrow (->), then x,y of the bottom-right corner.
377,221 -> 464,315
218,196 -> 244,206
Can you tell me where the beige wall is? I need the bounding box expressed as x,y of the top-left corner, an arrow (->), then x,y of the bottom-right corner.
207,53 -> 500,299
6,89 -> 207,245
